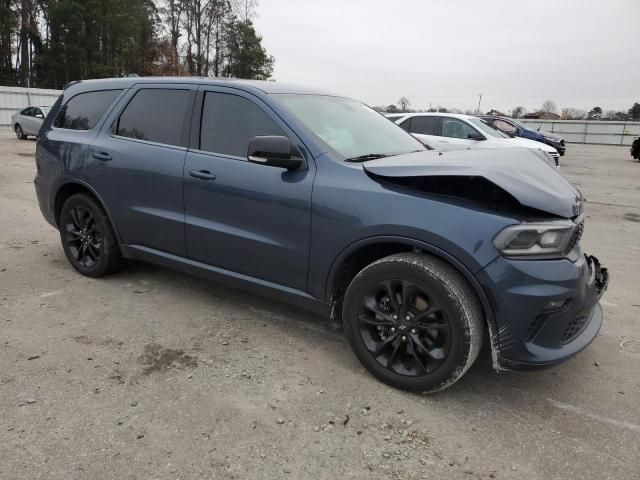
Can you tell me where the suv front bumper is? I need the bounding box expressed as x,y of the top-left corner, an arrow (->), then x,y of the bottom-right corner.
477,253 -> 608,370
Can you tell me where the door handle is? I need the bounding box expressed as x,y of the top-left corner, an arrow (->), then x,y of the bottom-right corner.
189,169 -> 216,180
92,151 -> 112,161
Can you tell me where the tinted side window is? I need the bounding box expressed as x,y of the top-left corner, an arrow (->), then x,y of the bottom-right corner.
399,118 -> 411,131
20,107 -> 33,116
441,118 -> 478,139
116,89 -> 191,147
410,116 -> 438,135
200,92 -> 284,157
55,90 -> 121,130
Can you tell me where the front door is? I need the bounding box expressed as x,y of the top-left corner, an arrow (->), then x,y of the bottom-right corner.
183,88 -> 314,291
437,117 -> 482,149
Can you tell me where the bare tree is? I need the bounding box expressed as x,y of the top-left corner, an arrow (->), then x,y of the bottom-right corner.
512,106 -> 526,118
398,96 -> 410,112
560,108 -> 587,120
541,100 -> 558,114
231,0 -> 257,23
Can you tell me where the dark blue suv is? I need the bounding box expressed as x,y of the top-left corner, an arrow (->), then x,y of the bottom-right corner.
480,115 -> 566,156
34,77 -> 607,392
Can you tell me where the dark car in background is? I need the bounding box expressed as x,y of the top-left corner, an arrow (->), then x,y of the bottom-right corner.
34,77 -> 607,392
480,115 -> 566,156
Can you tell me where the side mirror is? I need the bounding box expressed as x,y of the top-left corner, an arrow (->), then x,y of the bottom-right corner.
247,135 -> 304,170
35,113 -> 44,119
467,131 -> 485,141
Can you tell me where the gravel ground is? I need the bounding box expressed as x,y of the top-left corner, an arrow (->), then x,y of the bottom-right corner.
1,134 -> 639,479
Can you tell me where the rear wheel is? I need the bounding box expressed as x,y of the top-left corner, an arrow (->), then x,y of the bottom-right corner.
59,193 -> 123,277
14,124 -> 26,140
343,253 -> 484,392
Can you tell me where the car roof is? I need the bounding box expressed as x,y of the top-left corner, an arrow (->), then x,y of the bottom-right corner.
64,76 -> 337,97
398,112 -> 477,120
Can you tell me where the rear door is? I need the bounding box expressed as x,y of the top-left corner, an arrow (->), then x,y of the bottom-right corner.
87,84 -> 196,257
183,87 -> 314,291
402,116 -> 441,148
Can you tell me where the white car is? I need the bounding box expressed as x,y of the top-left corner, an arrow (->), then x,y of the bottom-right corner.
385,112 -> 560,167
11,106 -> 50,139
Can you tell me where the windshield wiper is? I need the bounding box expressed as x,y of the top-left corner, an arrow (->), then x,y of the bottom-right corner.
344,153 -> 390,163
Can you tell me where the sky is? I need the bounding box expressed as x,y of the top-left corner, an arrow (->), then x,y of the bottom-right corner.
253,0 -> 639,114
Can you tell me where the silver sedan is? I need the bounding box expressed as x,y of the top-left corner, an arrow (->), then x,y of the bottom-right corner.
11,106 -> 50,139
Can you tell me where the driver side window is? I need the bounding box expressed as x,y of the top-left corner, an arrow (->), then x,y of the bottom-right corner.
441,118 -> 477,139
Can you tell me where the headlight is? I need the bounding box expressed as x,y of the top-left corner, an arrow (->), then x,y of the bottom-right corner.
493,221 -> 576,256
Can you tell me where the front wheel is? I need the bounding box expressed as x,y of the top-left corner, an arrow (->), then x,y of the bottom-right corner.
343,253 -> 484,393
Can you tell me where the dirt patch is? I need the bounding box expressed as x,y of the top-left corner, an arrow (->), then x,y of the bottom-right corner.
137,343 -> 198,374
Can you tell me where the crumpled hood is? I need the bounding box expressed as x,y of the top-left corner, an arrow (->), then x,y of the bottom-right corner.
362,148 -> 582,218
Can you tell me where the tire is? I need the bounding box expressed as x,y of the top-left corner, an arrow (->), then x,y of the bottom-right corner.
15,124 -> 26,140
343,253 -> 484,393
59,193 -> 123,277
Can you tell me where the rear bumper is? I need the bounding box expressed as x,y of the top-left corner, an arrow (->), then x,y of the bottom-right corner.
478,253 -> 608,371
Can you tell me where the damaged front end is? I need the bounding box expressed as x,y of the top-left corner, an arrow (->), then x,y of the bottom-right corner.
361,147 -> 608,371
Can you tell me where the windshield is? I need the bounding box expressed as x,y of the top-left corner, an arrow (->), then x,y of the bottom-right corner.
467,117 -> 510,138
275,95 -> 424,159
509,118 -> 527,129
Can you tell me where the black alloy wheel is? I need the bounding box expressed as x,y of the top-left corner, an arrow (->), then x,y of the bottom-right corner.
357,279 -> 451,377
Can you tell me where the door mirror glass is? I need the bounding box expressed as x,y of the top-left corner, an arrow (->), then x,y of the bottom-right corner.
35,112 -> 45,119
247,136 -> 304,170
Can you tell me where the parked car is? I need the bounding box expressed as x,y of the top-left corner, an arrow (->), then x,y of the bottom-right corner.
479,115 -> 566,156
631,137 -> 640,161
387,113 -> 561,167
34,78 -> 608,392
11,106 -> 49,139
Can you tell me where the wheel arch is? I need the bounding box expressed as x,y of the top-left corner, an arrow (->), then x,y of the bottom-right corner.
52,180 -> 122,244
325,236 -> 501,368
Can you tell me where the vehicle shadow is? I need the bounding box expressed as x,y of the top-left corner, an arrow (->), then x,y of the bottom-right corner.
107,258 -> 578,403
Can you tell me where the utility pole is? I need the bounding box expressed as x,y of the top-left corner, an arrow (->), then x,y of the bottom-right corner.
477,94 -> 482,115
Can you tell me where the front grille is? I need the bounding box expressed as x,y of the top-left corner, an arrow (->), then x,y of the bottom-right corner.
565,221 -> 584,252
561,314 -> 589,344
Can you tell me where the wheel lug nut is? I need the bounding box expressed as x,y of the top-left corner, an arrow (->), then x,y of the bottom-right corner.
411,329 -> 416,334
401,336 -> 407,341
390,327 -> 395,333
405,316 -> 411,321
392,315 -> 398,320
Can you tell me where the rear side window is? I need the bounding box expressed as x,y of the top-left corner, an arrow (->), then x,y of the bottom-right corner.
55,90 -> 121,130
200,92 -> 284,157
116,89 -> 191,147
410,116 -> 439,135
20,107 -> 34,116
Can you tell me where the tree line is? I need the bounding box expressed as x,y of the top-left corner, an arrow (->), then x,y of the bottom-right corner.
0,0 -> 274,90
